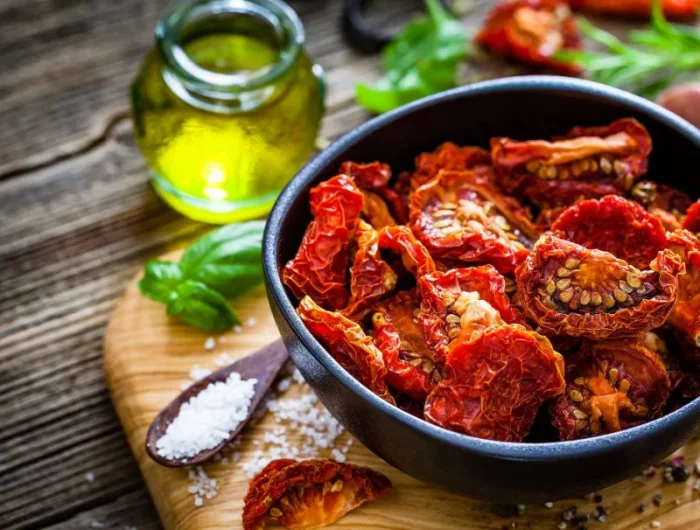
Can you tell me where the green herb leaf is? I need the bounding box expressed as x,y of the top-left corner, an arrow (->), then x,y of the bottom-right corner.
179,220 -> 265,298
166,280 -> 239,331
138,260 -> 184,304
356,0 -> 468,114
137,221 -> 265,331
555,1 -> 700,98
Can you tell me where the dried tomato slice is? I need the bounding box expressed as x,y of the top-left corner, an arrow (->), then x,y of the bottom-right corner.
425,326 -> 565,441
343,221 -> 398,320
298,296 -> 395,404
550,340 -> 670,440
516,235 -> 684,339
376,225 -> 436,279
418,265 -> 526,360
339,161 -> 392,189
683,200 -> 700,235
242,459 -> 392,530
666,230 -> 700,363
567,0 -> 700,19
492,118 -> 652,205
550,195 -> 668,269
477,0 -> 582,75
283,175 -> 364,309
409,170 -> 533,274
631,182 -> 694,231
644,329 -> 686,393
371,290 -> 442,399
411,142 -> 492,190
361,190 -> 397,230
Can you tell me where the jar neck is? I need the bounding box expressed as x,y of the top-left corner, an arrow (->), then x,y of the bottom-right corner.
156,0 -> 305,113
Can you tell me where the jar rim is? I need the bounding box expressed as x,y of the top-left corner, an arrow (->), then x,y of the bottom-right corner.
155,0 -> 305,92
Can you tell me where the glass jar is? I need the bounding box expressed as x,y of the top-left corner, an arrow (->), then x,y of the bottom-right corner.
131,0 -> 325,223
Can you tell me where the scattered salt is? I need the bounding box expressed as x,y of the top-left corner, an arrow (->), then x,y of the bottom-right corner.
246,317 -> 257,328
156,373 -> 257,460
84,471 -> 95,483
188,466 -> 218,506
189,364 -> 212,382
204,337 -> 216,350
214,352 -> 234,367
90,522 -> 105,529
276,377 -> 292,392
233,325 -> 243,333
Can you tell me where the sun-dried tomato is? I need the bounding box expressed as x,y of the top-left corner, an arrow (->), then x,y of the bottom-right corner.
492,119 -> 652,207
666,230 -> 700,363
409,170 -> 534,274
644,329 -> 686,393
550,339 -> 670,440
343,221 -> 398,320
551,195 -> 668,269
631,182 -> 694,231
425,326 -> 565,441
516,235 -> 684,339
411,142 -> 492,190
339,161 -> 392,189
566,0 -> 700,19
283,175 -> 364,310
477,0 -> 582,75
242,459 -> 392,530
376,225 -> 436,279
361,190 -> 397,230
371,290 -> 441,399
298,296 -> 395,404
418,265 -> 526,360
683,200 -> 700,235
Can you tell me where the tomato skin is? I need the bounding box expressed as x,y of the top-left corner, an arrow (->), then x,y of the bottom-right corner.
297,296 -> 395,404
683,200 -> 700,235
424,326 -> 565,442
477,0 -> 582,75
411,143 -> 492,191
242,459 -> 391,530
338,161 -> 392,189
551,195 -> 668,269
550,339 -> 670,440
283,175 -> 364,310
410,170 -> 534,274
666,230 -> 700,364
516,234 -> 684,340
567,0 -> 700,18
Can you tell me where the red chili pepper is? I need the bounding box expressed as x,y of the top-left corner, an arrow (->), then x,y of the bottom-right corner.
242,459 -> 392,530
477,0 -> 582,75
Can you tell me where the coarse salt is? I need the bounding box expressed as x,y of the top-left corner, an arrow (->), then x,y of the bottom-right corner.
189,364 -> 212,382
246,317 -> 257,328
204,337 -> 216,350
156,373 -> 257,461
214,352 -> 234,367
85,471 -> 95,483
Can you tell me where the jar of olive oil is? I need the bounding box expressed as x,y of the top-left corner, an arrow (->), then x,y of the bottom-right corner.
131,0 -> 324,223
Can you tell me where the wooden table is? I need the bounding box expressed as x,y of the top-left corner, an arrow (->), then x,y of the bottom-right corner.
0,1 -> 693,529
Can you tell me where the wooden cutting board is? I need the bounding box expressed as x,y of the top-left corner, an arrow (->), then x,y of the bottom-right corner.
103,250 -> 700,530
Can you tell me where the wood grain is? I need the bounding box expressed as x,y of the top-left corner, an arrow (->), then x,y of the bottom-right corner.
103,252 -> 700,530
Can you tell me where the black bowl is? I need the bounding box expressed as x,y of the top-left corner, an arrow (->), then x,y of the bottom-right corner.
263,76 -> 700,503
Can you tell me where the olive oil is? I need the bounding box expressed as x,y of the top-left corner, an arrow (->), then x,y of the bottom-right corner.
131,0 -> 323,223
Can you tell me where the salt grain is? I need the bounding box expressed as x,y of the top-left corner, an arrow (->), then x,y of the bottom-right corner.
650,521 -> 661,529
85,471 -> 95,483
156,373 -> 257,460
214,352 -> 234,367
246,317 -> 257,328
188,466 -> 218,506
233,325 -> 243,333
204,337 -> 216,350
189,364 -> 212,382
90,522 -> 105,529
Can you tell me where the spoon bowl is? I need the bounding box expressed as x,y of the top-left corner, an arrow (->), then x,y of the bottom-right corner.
146,340 -> 288,467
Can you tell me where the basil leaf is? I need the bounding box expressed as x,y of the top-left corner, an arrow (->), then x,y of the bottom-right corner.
179,220 -> 265,298
138,260 -> 183,304
355,0 -> 467,114
166,280 -> 240,331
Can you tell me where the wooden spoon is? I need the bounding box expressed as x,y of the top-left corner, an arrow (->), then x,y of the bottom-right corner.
146,339 -> 289,467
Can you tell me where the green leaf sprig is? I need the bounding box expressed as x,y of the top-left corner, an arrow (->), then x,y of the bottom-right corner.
356,0 -> 468,114
556,2 -> 700,98
138,221 -> 265,331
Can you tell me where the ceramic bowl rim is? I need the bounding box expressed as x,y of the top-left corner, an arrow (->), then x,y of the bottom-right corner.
263,75 -> 700,461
